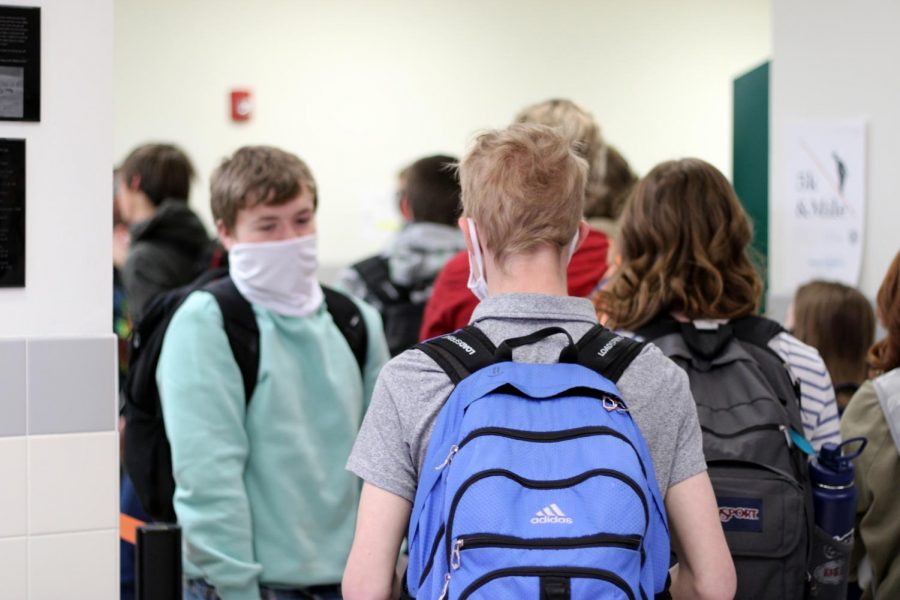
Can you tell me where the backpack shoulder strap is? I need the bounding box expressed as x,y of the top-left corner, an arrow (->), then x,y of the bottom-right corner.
414,325 -> 497,384
638,315 -> 736,361
633,315 -> 680,342
575,324 -> 647,383
636,314 -> 785,351
353,255 -> 409,305
322,285 -> 369,375
202,277 -> 260,405
730,315 -> 786,350
353,254 -> 389,282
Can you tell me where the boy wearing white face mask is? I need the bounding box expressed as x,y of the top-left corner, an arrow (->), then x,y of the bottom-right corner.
156,146 -> 390,600
342,125 -> 735,600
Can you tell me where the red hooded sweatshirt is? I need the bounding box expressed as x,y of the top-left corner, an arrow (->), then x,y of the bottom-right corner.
419,227 -> 610,340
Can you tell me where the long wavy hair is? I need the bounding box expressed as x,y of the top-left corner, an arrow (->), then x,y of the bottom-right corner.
596,158 -> 763,330
868,250 -> 900,374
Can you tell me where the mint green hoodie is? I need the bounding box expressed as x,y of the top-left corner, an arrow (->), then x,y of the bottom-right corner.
157,290 -> 389,600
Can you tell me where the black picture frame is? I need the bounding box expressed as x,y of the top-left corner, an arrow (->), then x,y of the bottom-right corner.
0,6 -> 40,122
0,138 -> 25,287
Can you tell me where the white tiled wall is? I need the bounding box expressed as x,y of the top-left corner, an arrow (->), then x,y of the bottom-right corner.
0,341 -> 118,600
0,538 -> 28,599
0,438 -> 27,539
29,432 -> 119,535
29,530 -> 118,600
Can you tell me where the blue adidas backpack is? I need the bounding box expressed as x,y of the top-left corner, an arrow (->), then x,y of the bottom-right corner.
405,325 -> 671,600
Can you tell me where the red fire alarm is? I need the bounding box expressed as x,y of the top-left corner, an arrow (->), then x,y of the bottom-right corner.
230,89 -> 253,122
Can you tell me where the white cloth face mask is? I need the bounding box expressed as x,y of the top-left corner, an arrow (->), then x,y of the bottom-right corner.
465,218 -> 490,301
228,234 -> 324,317
566,229 -> 580,262
465,219 -> 582,301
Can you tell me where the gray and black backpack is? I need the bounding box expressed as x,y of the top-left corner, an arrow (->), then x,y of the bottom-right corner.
351,255 -> 433,356
638,315 -> 814,600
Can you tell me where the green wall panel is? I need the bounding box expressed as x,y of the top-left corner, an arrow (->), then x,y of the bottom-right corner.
733,61 -> 770,297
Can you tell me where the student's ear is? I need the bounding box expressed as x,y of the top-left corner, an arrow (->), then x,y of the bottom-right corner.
399,196 -> 413,222
216,219 -> 235,251
575,220 -> 591,252
128,174 -> 141,191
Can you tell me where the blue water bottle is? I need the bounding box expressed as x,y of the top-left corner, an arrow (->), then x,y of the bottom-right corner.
809,437 -> 867,599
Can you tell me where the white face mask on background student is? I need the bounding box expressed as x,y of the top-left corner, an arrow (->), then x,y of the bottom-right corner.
465,218 -> 581,301
465,218 -> 491,301
228,234 -> 324,317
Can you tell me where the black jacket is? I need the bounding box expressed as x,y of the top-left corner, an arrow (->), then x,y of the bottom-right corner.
122,199 -> 210,322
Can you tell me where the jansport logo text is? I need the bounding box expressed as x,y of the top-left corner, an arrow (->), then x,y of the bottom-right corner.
719,506 -> 760,523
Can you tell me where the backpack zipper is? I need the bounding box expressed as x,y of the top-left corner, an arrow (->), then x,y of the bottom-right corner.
434,445 -> 459,470
436,426 -> 649,479
445,468 -> 648,574
437,572 -> 451,600
450,532 -> 642,570
418,523 -> 446,587
457,566 -> 636,600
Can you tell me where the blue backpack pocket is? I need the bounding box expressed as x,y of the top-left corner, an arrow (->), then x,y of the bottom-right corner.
457,567 -> 637,600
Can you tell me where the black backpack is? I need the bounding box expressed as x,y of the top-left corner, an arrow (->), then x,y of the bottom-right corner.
123,268 -> 368,522
637,316 -> 814,600
352,255 -> 432,356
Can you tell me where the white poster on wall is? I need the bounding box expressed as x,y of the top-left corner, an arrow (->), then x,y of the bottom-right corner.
782,118 -> 866,288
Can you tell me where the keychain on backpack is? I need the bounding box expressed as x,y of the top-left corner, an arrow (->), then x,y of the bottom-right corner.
808,437 -> 867,600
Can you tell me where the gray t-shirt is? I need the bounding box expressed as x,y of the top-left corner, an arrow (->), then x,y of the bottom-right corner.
347,293 -> 706,502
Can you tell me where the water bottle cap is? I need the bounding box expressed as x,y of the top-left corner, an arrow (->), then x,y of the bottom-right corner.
813,437 -> 867,485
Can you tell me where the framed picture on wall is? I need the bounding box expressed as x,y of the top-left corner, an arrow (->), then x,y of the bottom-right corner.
0,138 -> 25,287
0,6 -> 40,122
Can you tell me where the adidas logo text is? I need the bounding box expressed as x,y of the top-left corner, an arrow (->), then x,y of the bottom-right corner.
446,336 -> 476,356
530,503 -> 573,525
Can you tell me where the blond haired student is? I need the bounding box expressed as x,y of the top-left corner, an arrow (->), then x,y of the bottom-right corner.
343,126 -> 734,600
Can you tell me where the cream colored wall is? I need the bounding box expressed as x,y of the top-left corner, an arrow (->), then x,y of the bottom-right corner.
114,0 -> 771,269
0,0 -> 112,336
771,0 -> 900,298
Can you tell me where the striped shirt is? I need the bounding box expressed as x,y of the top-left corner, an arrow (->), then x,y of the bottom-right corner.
769,332 -> 841,449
